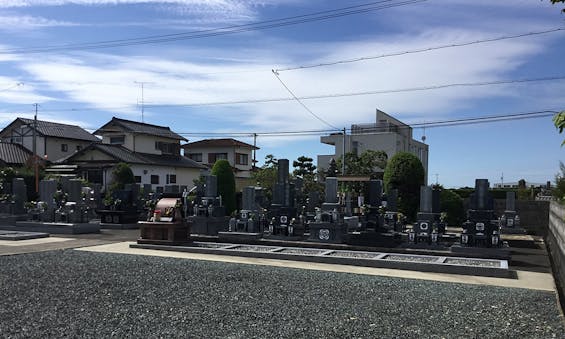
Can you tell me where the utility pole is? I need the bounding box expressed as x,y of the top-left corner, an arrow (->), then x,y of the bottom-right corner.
342,127 -> 346,175
435,173 -> 439,185
253,133 -> 257,168
33,103 -> 39,193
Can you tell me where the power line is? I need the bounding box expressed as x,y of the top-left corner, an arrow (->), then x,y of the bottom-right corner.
272,69 -> 339,130
11,75 -> 565,113
274,27 -> 565,72
139,75 -> 565,108
1,0 -> 426,55
0,82 -> 24,92
175,109 -> 561,137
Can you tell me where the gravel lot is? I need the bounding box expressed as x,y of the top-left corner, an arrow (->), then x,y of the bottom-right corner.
0,250 -> 563,339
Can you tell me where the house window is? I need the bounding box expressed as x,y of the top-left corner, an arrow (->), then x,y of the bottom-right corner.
134,176 -> 142,183
166,174 -> 177,184
155,141 -> 180,155
208,153 -> 228,164
188,153 -> 202,162
150,175 -> 159,184
61,144 -> 68,152
236,153 -> 248,165
110,135 -> 125,145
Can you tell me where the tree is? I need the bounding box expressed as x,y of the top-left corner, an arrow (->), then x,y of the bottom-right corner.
440,189 -> 465,226
553,161 -> 565,202
252,154 -> 279,203
293,156 -> 323,206
553,111 -> 565,145
518,179 -> 526,189
383,152 -> 425,221
211,159 -> 236,215
325,158 -> 338,177
336,150 -> 388,178
292,156 -> 316,178
110,162 -> 135,191
550,0 -> 565,12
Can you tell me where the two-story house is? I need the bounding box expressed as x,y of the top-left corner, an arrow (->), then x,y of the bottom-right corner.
58,117 -> 205,191
0,117 -> 100,162
181,138 -> 258,189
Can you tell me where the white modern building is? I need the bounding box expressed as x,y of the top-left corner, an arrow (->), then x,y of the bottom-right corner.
317,109 -> 429,184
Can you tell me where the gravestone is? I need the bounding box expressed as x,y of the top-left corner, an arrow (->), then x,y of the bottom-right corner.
205,175 -> 217,197
40,180 -> 58,209
12,178 -> 27,215
368,180 -> 382,207
500,191 -> 523,233
461,179 -> 501,247
387,189 -> 398,212
412,186 -> 441,244
242,186 -> 256,211
67,179 -> 83,203
325,177 -> 338,204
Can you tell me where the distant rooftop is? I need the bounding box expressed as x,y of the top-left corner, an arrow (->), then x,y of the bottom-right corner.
56,143 -> 205,169
94,117 -> 187,141
0,142 -> 32,165
10,118 -> 99,142
182,138 -> 258,150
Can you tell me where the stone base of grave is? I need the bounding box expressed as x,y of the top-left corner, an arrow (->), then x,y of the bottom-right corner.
308,222 -> 348,243
0,230 -> 50,240
500,226 -> 528,235
138,221 -> 190,245
0,214 -> 28,225
450,241 -> 511,260
12,221 -> 101,234
345,231 -> 400,247
99,222 -> 139,230
188,216 -> 228,236
263,234 -> 306,242
218,231 -> 263,242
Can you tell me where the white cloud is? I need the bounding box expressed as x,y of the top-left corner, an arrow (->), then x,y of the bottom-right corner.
14,24 -> 554,137
0,14 -> 79,30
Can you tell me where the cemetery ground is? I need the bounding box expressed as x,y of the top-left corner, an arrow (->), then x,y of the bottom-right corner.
0,230 -> 564,338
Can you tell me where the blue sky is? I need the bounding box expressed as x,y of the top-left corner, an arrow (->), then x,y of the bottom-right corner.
0,0 -> 564,188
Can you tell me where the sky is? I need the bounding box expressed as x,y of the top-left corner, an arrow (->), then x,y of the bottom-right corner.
0,0 -> 564,188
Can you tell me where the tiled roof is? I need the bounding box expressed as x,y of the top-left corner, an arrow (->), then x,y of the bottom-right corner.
182,138 -> 258,150
18,118 -> 99,142
0,143 -> 32,165
94,117 -> 187,141
57,143 -> 205,169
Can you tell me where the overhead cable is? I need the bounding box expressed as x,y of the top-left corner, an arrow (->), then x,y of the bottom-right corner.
1,0 -> 426,54
274,27 -> 565,72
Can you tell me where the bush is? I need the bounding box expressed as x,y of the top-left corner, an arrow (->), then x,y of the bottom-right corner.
440,189 -> 465,226
111,162 -> 135,191
383,152 -> 425,221
211,159 -> 236,215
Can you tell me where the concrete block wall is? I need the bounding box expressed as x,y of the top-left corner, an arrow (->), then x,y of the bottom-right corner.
547,201 -> 565,309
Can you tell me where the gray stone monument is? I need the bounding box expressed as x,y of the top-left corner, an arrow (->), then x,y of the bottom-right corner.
12,178 -> 27,215
68,179 -> 83,203
368,179 -> 382,207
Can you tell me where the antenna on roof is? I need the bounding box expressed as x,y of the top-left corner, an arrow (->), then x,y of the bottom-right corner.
134,81 -> 154,123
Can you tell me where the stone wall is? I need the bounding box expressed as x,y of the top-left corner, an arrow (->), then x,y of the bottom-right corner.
463,199 -> 549,235
547,201 -> 565,310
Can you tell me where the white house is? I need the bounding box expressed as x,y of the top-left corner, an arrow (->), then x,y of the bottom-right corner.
181,138 -> 258,189
0,117 -> 100,162
57,117 -> 205,190
317,109 -> 429,184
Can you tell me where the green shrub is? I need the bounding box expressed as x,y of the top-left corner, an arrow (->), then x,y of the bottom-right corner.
440,189 -> 465,226
383,152 -> 425,221
211,159 -> 236,215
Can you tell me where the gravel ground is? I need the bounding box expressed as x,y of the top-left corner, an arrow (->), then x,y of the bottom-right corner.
385,254 -> 439,263
327,251 -> 380,259
445,258 -> 501,268
0,250 -> 563,339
